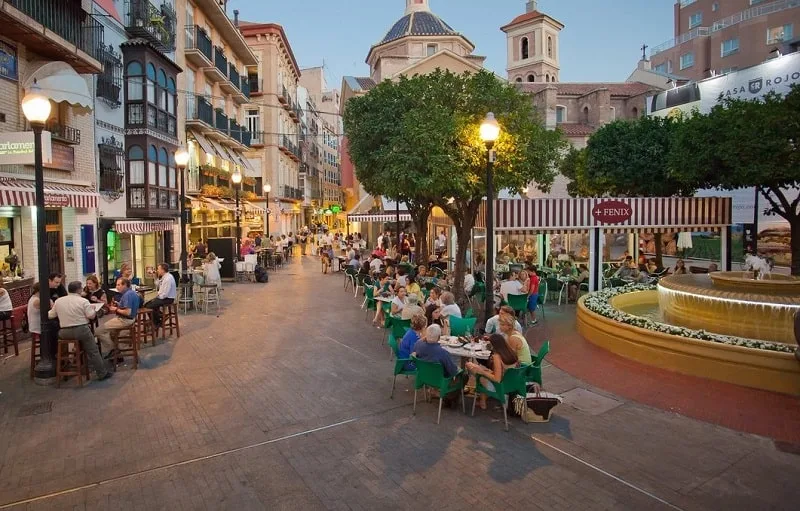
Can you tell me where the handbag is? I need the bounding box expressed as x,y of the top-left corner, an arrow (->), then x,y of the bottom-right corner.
513,382 -> 563,423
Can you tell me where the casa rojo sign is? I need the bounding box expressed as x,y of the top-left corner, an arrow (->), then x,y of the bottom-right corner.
591,200 -> 633,224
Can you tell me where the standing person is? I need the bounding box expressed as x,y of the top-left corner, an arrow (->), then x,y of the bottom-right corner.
49,281 -> 111,381
299,231 -> 307,255
96,278 -> 140,359
144,263 -> 176,328
436,230 -> 447,257
194,239 -> 207,259
254,233 -> 262,248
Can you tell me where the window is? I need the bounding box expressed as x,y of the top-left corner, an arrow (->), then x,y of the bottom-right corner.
556,105 -> 566,124
720,67 -> 738,74
632,107 -> 639,118
146,64 -> 156,104
426,44 -> 437,56
750,0 -> 765,4
582,106 -> 589,124
148,145 -> 157,186
545,73 -> 550,82
547,36 -> 553,58
515,77 -> 522,83
654,62 -> 668,74
126,61 -> 143,101
527,74 -> 535,82
721,38 -> 739,57
98,137 -> 124,194
680,52 -> 694,69
521,37 -> 529,59
689,12 -> 702,29
712,2 -> 719,11
609,106 -> 616,121
98,47 -> 122,107
767,24 -> 793,44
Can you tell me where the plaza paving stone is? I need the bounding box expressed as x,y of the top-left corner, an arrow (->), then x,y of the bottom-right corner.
0,255 -> 798,510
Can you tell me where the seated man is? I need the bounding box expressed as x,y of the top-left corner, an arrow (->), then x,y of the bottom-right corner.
412,324 -> 459,379
96,277 -> 140,359
144,263 -> 176,328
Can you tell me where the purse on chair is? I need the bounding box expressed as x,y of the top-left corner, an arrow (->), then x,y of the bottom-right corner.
513,383 -> 563,423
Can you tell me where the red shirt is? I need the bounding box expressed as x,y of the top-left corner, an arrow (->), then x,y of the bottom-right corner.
529,274 -> 540,295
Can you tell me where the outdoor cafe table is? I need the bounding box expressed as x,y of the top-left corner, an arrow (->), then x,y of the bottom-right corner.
439,337 -> 491,361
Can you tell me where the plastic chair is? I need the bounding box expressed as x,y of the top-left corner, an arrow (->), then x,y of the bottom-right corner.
472,366 -> 528,431
506,293 -> 529,327
525,341 -> 550,385
545,277 -> 566,305
244,262 -> 256,282
449,316 -> 476,336
388,335 -> 416,398
235,261 -> 247,282
363,286 -> 377,321
412,356 -> 466,424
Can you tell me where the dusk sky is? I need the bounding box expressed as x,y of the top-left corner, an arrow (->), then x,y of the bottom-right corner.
230,0 -> 676,88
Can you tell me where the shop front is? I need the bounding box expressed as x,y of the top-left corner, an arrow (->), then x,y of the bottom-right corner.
100,219 -> 175,287
187,196 -> 265,245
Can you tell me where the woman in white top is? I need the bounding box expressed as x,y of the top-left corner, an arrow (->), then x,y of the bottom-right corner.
203,252 -> 222,286
0,285 -> 13,321
390,286 -> 407,317
26,282 -> 45,336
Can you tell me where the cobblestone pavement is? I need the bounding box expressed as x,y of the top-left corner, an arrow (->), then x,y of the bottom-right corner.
0,256 -> 798,510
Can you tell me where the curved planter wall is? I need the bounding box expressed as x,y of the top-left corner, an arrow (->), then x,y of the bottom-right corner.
576,291 -> 800,396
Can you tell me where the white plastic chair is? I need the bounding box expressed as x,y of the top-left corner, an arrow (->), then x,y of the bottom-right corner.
244,262 -> 256,282
235,261 -> 246,282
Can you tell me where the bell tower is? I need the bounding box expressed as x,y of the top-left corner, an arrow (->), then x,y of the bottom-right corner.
501,1 -> 563,83
405,0 -> 430,15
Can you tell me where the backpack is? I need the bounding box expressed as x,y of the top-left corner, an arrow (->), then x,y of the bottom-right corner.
255,266 -> 269,283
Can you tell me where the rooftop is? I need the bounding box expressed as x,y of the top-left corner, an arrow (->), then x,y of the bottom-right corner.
519,82 -> 656,98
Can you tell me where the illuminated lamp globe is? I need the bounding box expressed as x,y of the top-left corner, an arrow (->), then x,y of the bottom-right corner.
174,148 -> 190,167
231,168 -> 243,184
479,112 -> 501,144
21,83 -> 52,124
263,183 -> 271,194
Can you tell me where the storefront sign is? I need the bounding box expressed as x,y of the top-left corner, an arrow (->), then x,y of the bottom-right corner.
43,142 -> 75,172
591,200 -> 633,224
45,194 -> 70,207
0,131 -> 52,165
81,225 -> 95,274
331,205 -> 341,213
65,234 -> 75,262
0,41 -> 17,81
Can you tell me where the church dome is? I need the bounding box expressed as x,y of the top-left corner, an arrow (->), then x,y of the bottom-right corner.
379,9 -> 460,45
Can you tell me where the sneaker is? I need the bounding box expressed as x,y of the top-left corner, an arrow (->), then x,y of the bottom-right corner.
531,319 -> 539,326
103,349 -> 119,360
96,372 -> 113,382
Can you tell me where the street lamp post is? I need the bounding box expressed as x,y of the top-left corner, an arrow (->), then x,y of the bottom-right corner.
175,148 -> 190,274
22,83 -> 55,383
480,112 -> 501,325
232,167 -> 243,258
263,183 -> 271,238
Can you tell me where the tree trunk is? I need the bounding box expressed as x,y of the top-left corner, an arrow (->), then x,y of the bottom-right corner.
791,216 -> 800,276
654,232 -> 664,269
409,206 -> 431,264
447,200 -> 481,306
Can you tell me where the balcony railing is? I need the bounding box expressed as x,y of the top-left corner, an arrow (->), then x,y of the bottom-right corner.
650,26 -> 710,56
282,185 -> 303,200
712,0 -> 800,32
229,64 -> 240,90
187,95 -> 214,125
240,78 -> 250,99
241,130 -> 251,147
215,110 -> 229,133
124,0 -> 176,52
6,0 -> 105,67
248,76 -> 262,95
46,120 -> 80,145
229,120 -> 241,144
214,47 -> 227,78
99,169 -> 124,193
185,25 -> 212,62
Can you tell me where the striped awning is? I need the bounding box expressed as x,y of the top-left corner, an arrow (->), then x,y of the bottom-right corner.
114,219 -> 174,234
494,197 -> 732,233
0,179 -> 98,209
348,212 -> 412,223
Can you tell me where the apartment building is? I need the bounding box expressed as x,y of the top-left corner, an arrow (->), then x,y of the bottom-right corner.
0,0 -> 104,281
239,21 -> 303,236
650,0 -> 800,80
175,1 -> 261,245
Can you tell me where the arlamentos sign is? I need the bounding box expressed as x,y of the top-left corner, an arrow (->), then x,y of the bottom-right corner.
0,131 -> 52,165
591,200 -> 633,224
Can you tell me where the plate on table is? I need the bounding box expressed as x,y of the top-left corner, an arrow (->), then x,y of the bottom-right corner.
462,343 -> 482,351
476,350 -> 491,357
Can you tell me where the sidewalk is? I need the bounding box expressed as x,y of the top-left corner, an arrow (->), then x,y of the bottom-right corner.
0,256 -> 797,510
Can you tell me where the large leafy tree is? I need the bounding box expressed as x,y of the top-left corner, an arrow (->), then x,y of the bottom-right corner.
670,85 -> 800,275
345,69 -> 567,301
560,115 -> 694,267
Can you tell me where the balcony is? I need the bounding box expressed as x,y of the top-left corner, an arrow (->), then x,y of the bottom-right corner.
248,75 -> 262,96
278,85 -> 288,104
99,168 -> 124,194
711,0 -> 800,33
219,63 -> 237,95
203,46 -> 227,83
46,120 -> 80,145
228,64 -> 240,90
1,0 -> 104,73
124,0 -> 176,53
282,185 -> 303,201
184,25 -> 212,68
214,110 -> 229,137
250,131 -> 265,146
650,26 -> 709,57
186,95 -> 214,131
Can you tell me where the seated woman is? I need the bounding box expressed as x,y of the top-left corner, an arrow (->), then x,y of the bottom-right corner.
204,252 -> 222,287
405,274 -> 421,298
372,273 -> 394,326
672,258 -> 688,275
466,334 -> 520,410
390,286 -> 408,318
499,313 -> 532,365
82,275 -> 107,317
398,313 -> 427,370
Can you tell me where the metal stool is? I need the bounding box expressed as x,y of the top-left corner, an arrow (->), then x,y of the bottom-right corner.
178,283 -> 194,314
56,338 -> 89,387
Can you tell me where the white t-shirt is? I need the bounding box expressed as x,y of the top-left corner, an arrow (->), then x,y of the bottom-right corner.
27,295 -> 41,334
377,235 -> 384,248
0,289 -> 12,312
370,258 -> 382,272
499,280 -> 523,300
464,273 -> 475,294
396,275 -> 408,287
440,303 -> 462,319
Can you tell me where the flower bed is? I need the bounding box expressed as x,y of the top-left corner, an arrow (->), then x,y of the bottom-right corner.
584,284 -> 795,353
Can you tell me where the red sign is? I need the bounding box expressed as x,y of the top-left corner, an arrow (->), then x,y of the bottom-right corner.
591,200 -> 633,224
44,194 -> 70,207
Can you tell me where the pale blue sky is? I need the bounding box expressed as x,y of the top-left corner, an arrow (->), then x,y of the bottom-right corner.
230,0 -> 676,87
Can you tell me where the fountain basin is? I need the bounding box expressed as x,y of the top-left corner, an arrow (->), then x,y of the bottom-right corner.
659,273 -> 800,344
577,291 -> 800,395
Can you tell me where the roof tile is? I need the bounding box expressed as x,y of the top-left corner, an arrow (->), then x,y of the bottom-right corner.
519,82 -> 655,98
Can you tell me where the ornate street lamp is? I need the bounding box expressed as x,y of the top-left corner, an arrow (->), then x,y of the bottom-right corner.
480,112 -> 501,325
22,82 -> 55,383
231,167 -> 243,258
174,147 -> 190,273
263,183 -> 271,238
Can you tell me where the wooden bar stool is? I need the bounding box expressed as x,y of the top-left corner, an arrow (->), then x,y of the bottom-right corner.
135,308 -> 156,346
0,315 -> 19,357
112,323 -> 139,370
29,333 -> 40,379
159,303 -> 180,339
56,338 -> 89,387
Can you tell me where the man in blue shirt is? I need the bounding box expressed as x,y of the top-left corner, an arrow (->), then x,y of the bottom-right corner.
412,324 -> 458,378
96,277 -> 140,358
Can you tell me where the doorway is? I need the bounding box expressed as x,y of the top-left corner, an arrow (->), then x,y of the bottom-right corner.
45,209 -> 63,275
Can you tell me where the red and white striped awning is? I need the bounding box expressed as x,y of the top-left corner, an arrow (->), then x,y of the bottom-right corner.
0,179 -> 98,209
114,219 -> 174,234
494,197 -> 732,233
348,212 -> 412,223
